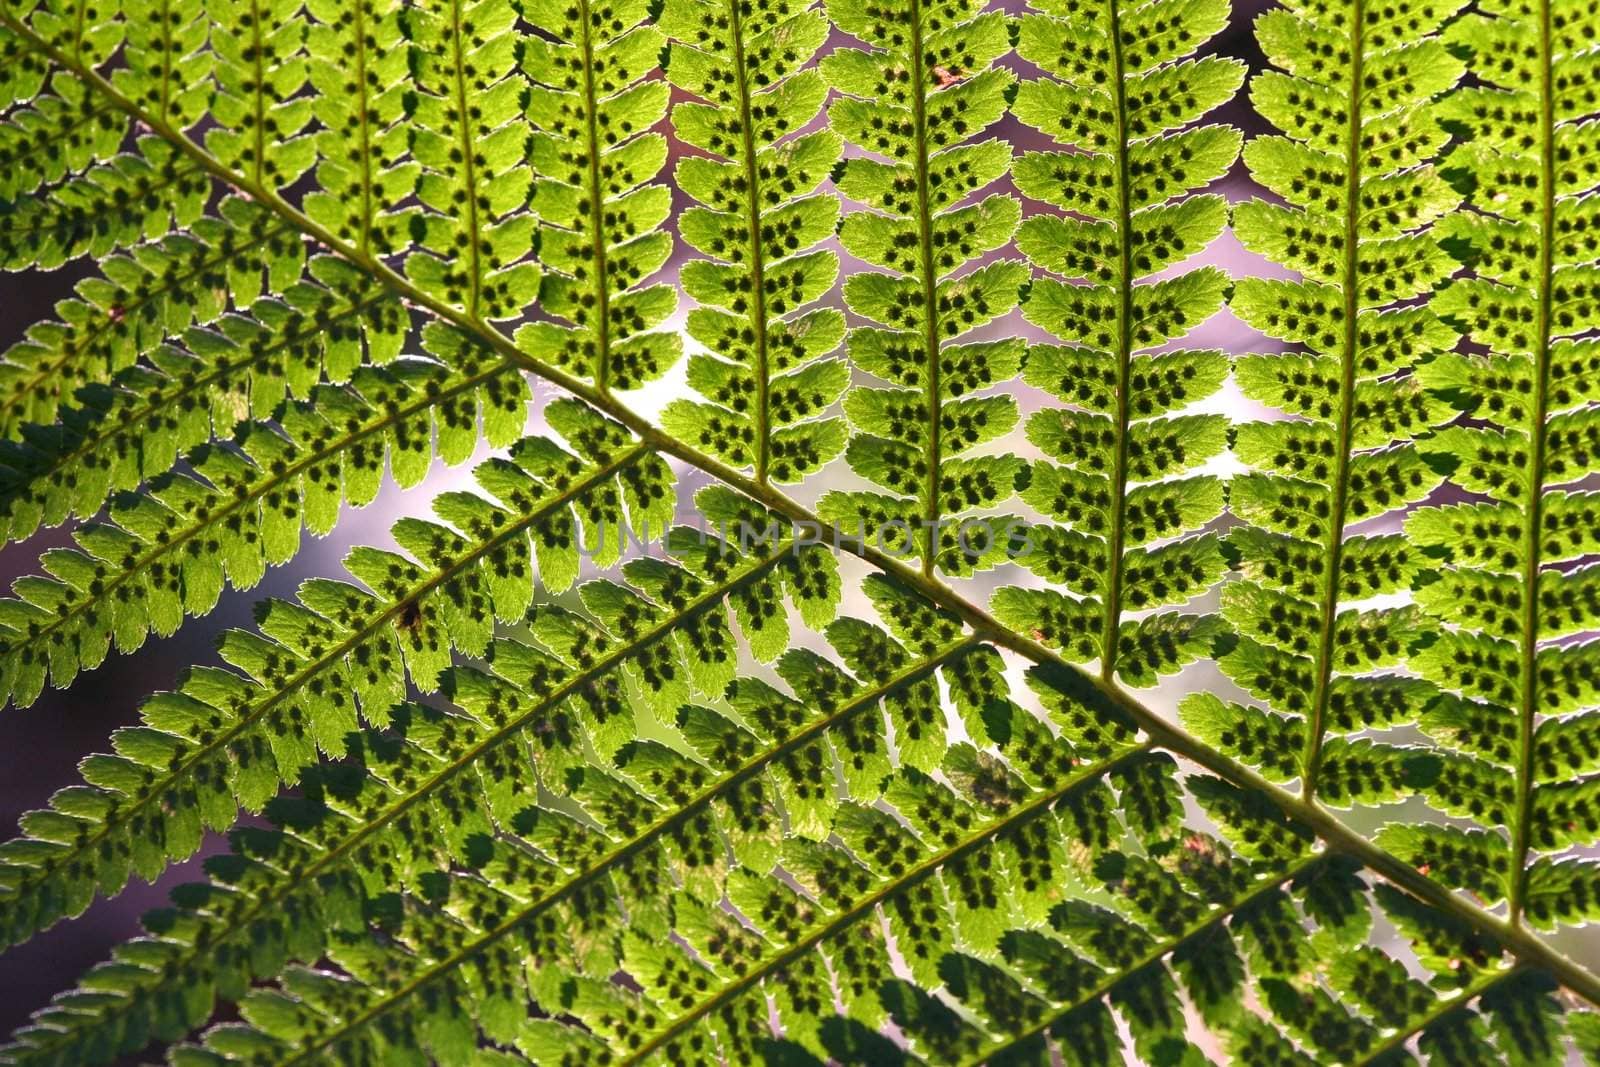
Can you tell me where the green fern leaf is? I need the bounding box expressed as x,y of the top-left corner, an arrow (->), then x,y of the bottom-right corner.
302,0 -> 412,258
0,257 -> 407,544
204,0 -> 314,189
818,0 -> 1027,577
7,0 -> 1600,1061
117,656 -> 1102,1066
0,68 -> 124,202
1216,0 -> 1465,802
0,200 -> 304,437
0,345 -> 527,709
400,0 -> 539,321
514,0 -> 678,387
1406,0 -> 1600,931
991,0 -> 1241,685
0,137 -> 208,270
112,0 -> 210,128
2,491 -> 851,1064
0,0 -> 209,268
0,404 -> 668,948
659,0 -> 847,484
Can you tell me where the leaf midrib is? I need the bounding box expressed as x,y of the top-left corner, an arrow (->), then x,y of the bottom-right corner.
349,0 -> 377,258
575,0 -> 615,390
1099,0 -> 1135,681
907,0 -> 943,578
1300,0 -> 1367,802
723,0 -> 776,482
1509,0 -> 1557,925
8,6 -> 1600,1015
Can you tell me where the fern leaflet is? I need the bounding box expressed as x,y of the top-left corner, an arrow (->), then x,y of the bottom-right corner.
660,0 -> 846,484
990,0 -> 1242,687
1201,0 -> 1465,805
820,0 -> 1027,577
1406,0 -> 1600,929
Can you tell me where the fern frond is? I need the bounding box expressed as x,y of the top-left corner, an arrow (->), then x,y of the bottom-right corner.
0,199 -> 305,438
515,0 -> 679,389
0,68 -> 125,203
600,705 -> 1155,1065
397,0 -> 539,322
1,490 -> 847,1065
10,0 -> 1600,1059
0,402 -> 670,950
1229,885 -> 1574,1066
819,0 -> 1027,577
303,0 -> 412,258
1216,0 -> 1465,803
140,591 -> 1011,1067
1406,0 -> 1600,929
0,137 -> 208,270
0,332 -> 524,710
989,0 -> 1242,687
659,0 -> 847,484
0,0 -> 209,269
896,778 -> 1326,1063
111,0 -> 210,130
0,257 -> 406,544
65,574 -> 995,1066
203,0 -> 314,191
910,785 -> 1597,1067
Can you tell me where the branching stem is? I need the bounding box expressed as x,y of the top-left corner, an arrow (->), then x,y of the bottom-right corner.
7,6 -> 1600,1017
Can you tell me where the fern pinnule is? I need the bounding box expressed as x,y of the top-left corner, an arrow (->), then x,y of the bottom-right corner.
0,72 -> 123,201
303,0 -> 411,259
204,0 -> 313,191
660,0 -> 847,485
114,0 -> 210,129
1202,0 -> 1465,805
401,0 -> 540,322
990,0 -> 1242,688
819,0 -> 1028,578
516,0 -> 679,389
1404,0 -> 1600,930
0,401 -> 673,953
